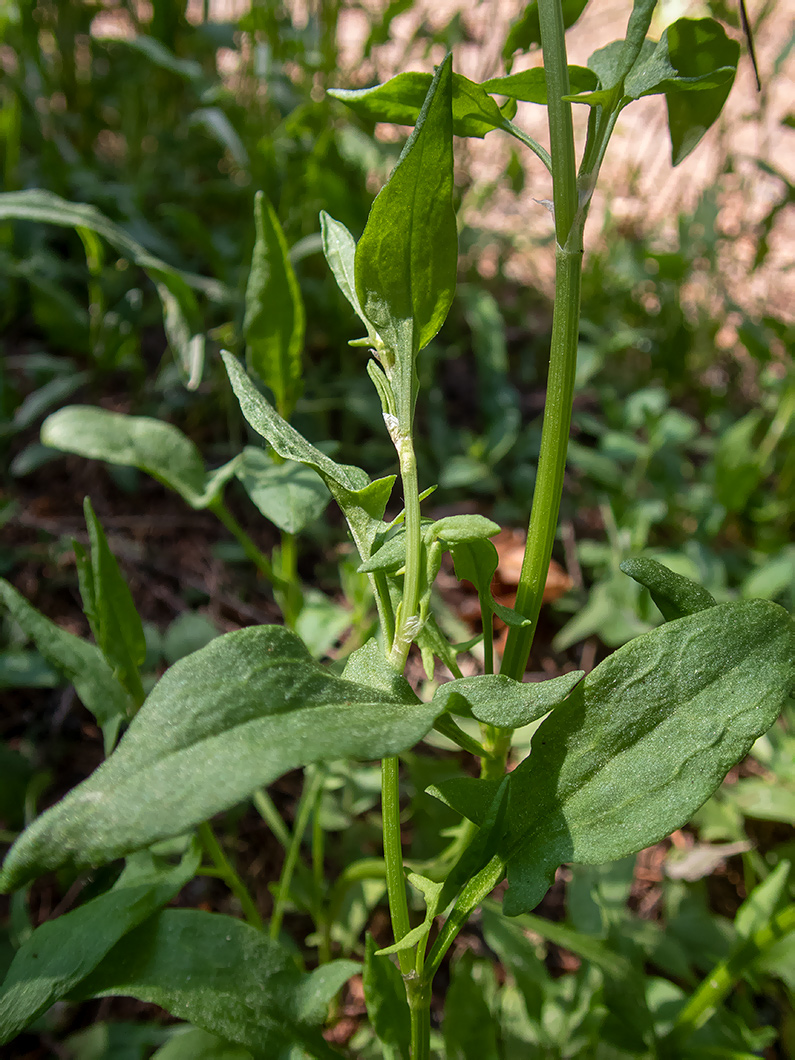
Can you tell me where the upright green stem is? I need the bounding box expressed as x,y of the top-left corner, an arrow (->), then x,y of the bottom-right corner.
389,430 -> 422,670
381,755 -> 414,977
270,766 -> 325,941
197,821 -> 263,931
500,0 -> 583,681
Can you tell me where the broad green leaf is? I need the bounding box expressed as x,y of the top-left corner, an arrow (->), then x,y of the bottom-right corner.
222,353 -> 394,561
236,448 -> 329,535
0,190 -> 228,389
426,776 -> 500,827
72,909 -> 356,1059
41,406 -> 239,510
244,192 -> 305,419
341,638 -> 419,704
152,1027 -> 253,1060
354,55 -> 457,363
0,578 -> 129,743
0,842 -> 200,1044
623,18 -> 738,101
662,19 -> 739,164
432,671 -> 584,728
0,626 -> 442,891
319,212 -> 372,338
502,601 -> 795,915
482,66 -> 597,104
362,935 -> 410,1060
83,498 -> 146,704
620,557 -> 716,622
330,71 -> 505,139
502,0 -> 590,66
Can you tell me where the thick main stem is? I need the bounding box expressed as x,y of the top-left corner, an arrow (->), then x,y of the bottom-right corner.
500,0 -> 582,681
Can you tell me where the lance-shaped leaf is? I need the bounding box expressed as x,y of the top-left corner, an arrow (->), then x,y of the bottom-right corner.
432,671 -> 584,728
330,71 -> 505,140
236,448 -> 329,535
0,842 -> 200,1045
620,557 -> 716,622
244,192 -> 305,419
482,66 -> 597,103
0,625 -> 441,891
72,909 -> 357,1060
501,600 -> 795,915
320,212 -> 373,340
0,190 -> 229,389
41,406 -> 239,510
223,352 -> 394,560
80,498 -> 146,704
0,578 -> 129,744
354,55 -> 457,362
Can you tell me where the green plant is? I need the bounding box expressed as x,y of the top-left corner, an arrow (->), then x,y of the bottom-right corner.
1,3 -> 793,1058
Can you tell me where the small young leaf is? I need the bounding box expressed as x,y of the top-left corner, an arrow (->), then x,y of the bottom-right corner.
482,66 -> 598,103
363,935 -> 410,1060
331,71 -> 505,140
41,406 -> 239,510
620,557 -> 716,621
0,578 -> 129,744
223,353 -> 394,560
0,842 -> 200,1045
73,909 -> 355,1059
244,192 -> 305,419
448,537 -> 499,599
432,671 -> 584,728
83,498 -> 146,705
354,55 -> 457,364
430,514 -> 501,544
319,212 -> 371,336
502,601 -> 795,915
0,626 -> 442,891
236,448 -> 329,535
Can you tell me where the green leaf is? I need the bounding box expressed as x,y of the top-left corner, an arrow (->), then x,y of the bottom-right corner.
714,410 -> 764,513
236,448 -> 329,535
72,909 -> 355,1059
482,66 -> 597,103
449,537 -> 499,598
426,776 -> 501,827
83,498 -> 146,704
244,192 -> 305,419
330,71 -> 505,140
376,872 -> 445,956
0,578 -> 129,744
0,842 -> 200,1044
662,19 -> 739,164
341,638 -> 419,704
735,861 -> 791,940
362,935 -> 410,1060
41,406 -> 239,510
620,557 -> 716,622
443,954 -> 499,1060
432,671 -> 584,728
320,212 -> 372,339
354,54 -> 457,363
0,190 -> 229,389
727,778 -> 795,824
623,18 -> 738,101
502,0 -> 589,65
151,1027 -> 253,1060
222,353 -> 394,561
429,514 -> 500,544
0,626 -> 442,891
502,601 -> 795,915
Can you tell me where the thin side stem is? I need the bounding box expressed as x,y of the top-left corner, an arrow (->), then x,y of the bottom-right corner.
389,431 -> 422,670
252,788 -> 292,850
382,755 -> 413,977
270,766 -> 325,941
197,821 -> 263,931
